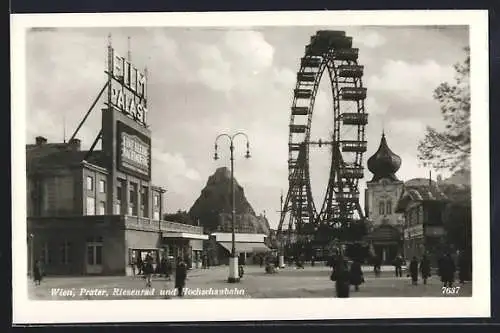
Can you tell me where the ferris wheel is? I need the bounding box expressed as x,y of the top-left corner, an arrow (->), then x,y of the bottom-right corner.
278,30 -> 368,246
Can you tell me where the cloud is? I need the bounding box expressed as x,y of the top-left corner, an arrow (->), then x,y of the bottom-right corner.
352,31 -> 387,48
223,30 -> 275,71
366,59 -> 455,99
152,149 -> 201,182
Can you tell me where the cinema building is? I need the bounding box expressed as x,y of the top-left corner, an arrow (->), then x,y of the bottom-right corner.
26,44 -> 207,276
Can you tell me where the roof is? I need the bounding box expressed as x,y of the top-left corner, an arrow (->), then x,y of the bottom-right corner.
396,179 -> 449,212
27,147 -> 106,172
367,133 -> 402,182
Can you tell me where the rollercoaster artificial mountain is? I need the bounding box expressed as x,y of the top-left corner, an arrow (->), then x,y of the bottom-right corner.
277,30 -> 369,256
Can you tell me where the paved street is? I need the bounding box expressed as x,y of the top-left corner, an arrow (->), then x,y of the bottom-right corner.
28,264 -> 472,300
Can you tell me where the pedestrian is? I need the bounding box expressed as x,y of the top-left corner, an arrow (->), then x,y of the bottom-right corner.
160,256 -> 167,278
144,253 -> 154,288
202,254 -> 208,269
439,253 -> 456,288
33,260 -> 42,285
136,255 -> 143,276
130,256 -> 137,277
419,254 -> 431,285
457,250 -> 469,284
373,256 -> 381,277
409,256 -> 419,285
175,257 -> 187,297
349,259 -> 364,292
331,255 -> 350,298
394,255 -> 403,278
259,255 -> 264,268
165,257 -> 173,280
311,255 -> 315,267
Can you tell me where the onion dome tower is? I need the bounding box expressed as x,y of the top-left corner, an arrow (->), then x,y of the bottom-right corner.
367,132 -> 402,182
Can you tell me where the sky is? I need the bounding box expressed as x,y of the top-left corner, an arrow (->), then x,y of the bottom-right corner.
25,25 -> 469,229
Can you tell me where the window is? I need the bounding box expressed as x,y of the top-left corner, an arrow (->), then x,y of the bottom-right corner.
86,176 -> 93,191
142,186 -> 149,218
98,201 -> 106,215
87,244 -> 103,265
86,197 -> 95,215
153,194 -> 159,207
129,183 -> 138,216
99,180 -> 106,193
41,242 -> 51,264
379,201 -> 385,215
60,241 -> 71,264
386,200 -> 392,215
117,185 -> 122,202
86,236 -> 103,265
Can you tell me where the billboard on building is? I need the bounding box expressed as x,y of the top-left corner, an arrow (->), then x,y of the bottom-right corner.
116,121 -> 151,180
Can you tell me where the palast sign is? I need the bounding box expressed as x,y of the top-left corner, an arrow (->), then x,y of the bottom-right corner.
107,47 -> 148,126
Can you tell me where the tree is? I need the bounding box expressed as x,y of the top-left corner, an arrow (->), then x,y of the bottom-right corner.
163,210 -> 196,225
418,47 -> 470,171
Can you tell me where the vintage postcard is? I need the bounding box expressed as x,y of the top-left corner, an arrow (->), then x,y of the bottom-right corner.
11,10 -> 490,323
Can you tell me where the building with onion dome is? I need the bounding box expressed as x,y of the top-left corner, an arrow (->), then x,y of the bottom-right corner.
363,132 -> 405,264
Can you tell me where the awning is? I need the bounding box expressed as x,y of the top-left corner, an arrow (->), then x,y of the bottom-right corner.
162,232 -> 208,240
218,242 -> 271,253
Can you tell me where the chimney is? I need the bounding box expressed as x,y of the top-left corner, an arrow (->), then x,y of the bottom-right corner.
68,138 -> 81,151
35,136 -> 47,145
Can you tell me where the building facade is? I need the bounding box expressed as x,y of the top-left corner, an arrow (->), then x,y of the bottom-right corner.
26,44 -> 207,276
364,133 -> 404,264
395,178 -> 448,266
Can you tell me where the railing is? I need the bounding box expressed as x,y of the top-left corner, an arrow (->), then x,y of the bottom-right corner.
124,215 -> 204,234
160,220 -> 204,234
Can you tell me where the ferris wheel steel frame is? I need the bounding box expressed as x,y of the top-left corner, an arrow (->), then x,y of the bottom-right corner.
278,30 -> 369,249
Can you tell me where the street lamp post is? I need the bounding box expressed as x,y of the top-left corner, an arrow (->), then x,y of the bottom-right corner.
214,132 -> 251,283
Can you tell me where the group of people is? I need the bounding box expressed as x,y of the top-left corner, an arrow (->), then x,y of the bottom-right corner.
408,252 -> 466,287
135,254 -> 188,296
329,254 -> 365,298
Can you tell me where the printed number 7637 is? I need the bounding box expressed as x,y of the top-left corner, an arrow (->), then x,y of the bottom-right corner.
442,286 -> 460,295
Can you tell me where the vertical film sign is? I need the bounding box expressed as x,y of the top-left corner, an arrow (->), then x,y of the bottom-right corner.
106,46 -> 148,126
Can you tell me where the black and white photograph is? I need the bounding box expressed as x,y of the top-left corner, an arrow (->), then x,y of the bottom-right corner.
11,10 -> 489,323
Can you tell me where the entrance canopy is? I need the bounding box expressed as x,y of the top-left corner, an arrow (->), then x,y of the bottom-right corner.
218,242 -> 271,253
162,232 -> 208,240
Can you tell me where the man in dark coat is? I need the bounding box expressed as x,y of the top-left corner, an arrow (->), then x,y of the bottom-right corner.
373,256 -> 382,277
349,259 -> 364,291
175,258 -> 188,297
332,255 -> 350,298
409,256 -> 419,285
457,251 -> 469,284
439,253 -> 456,287
419,254 -> 431,285
394,255 -> 403,278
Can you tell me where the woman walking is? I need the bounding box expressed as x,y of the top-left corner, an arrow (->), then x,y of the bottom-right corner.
143,253 -> 154,288
349,259 -> 364,292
